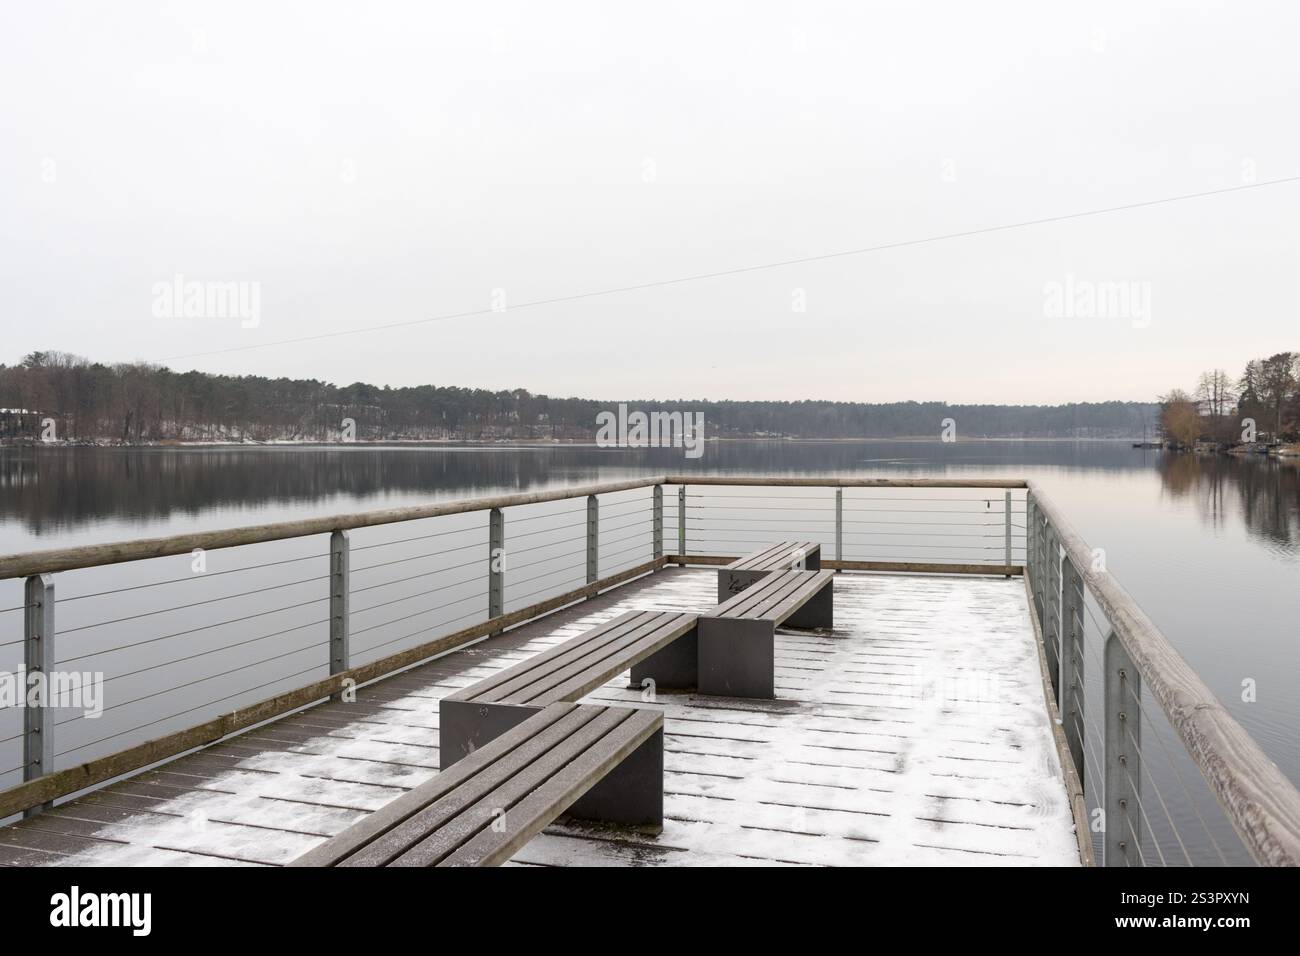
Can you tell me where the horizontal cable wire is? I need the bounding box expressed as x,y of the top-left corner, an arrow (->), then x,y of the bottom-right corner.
349,563 -> 483,598
506,534 -> 586,558
350,539 -> 485,574
601,540 -> 651,558
599,514 -> 652,534
56,661 -> 328,757
1123,679 -> 1231,866
509,574 -> 587,605
349,575 -> 485,618
508,546 -> 588,572
500,520 -> 586,543
58,596 -> 328,666
597,500 -> 652,518
80,616 -> 333,700
508,564 -> 585,590
350,591 -> 484,638
53,552 -> 329,603
60,637 -> 331,726
1120,763 -> 1171,866
841,517 -> 1006,527
599,528 -> 652,548
355,606 -> 486,656
1122,722 -> 1190,866
55,573 -> 331,635
505,505 -> 588,524
348,523 -> 483,553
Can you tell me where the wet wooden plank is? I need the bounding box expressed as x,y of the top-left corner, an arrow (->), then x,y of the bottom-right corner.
0,568 -> 1077,867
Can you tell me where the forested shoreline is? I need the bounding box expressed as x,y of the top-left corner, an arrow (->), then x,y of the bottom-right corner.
1158,352 -> 1299,447
1,351 -> 1157,443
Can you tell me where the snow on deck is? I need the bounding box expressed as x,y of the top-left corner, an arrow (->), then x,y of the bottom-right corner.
0,568 -> 1079,867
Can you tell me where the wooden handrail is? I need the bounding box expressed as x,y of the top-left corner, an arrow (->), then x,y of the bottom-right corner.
665,475 -> 1027,488
0,476 -> 1029,580
1028,479 -> 1300,866
4,472 -> 1293,867
0,476 -> 667,580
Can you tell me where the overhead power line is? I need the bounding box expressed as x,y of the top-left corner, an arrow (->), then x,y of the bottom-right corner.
164,173 -> 1300,362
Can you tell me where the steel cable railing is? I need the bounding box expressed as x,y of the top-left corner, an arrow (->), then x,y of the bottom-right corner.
676,485 -> 1025,571
1027,481 -> 1300,866
1066,585 -> 1236,867
1,474 -> 1293,868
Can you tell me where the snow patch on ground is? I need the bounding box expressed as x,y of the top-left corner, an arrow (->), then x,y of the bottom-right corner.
39,569 -> 1078,866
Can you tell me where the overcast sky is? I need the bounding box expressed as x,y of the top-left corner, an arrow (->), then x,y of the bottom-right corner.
2,1 -> 1297,404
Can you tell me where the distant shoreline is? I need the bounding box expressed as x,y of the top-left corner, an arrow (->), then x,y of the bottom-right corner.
1,435 -> 1150,449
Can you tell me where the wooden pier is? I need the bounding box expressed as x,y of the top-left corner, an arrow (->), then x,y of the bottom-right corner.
0,568 -> 1078,866
1,476 -> 1298,866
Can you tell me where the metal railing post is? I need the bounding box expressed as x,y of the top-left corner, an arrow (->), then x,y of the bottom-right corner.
329,531 -> 350,700
1034,507 -> 1047,631
835,488 -> 843,568
24,573 -> 55,816
1043,525 -> 1062,694
489,507 -> 504,633
677,485 -> 686,558
652,485 -> 663,561
586,494 -> 599,588
1060,557 -> 1086,777
1026,494 -> 1038,604
1104,630 -> 1143,865
1003,490 -> 1012,575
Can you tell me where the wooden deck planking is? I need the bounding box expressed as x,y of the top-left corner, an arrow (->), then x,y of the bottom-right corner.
0,568 -> 1078,867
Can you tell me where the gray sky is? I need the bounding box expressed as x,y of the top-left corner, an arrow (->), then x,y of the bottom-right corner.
2,0 -> 1297,404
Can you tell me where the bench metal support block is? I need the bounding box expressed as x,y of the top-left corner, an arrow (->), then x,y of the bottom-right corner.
785,579 -> 833,629
439,698 -> 664,829
439,698 -> 538,771
717,567 -> 771,602
697,617 -> 775,699
567,727 -> 664,829
629,623 -> 698,690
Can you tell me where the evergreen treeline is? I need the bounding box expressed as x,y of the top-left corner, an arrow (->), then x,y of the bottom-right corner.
1,351 -> 1157,442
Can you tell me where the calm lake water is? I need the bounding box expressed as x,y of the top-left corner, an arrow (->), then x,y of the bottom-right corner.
1,440 -> 1297,862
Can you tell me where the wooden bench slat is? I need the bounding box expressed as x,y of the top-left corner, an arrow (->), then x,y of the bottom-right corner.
527,613 -> 696,705
437,709 -> 662,867
728,541 -> 790,571
716,570 -> 806,618
476,610 -> 690,705
711,569 -> 789,617
446,610 -> 659,703
339,705 -> 615,866
729,541 -> 817,572
387,707 -> 643,866
734,571 -> 823,619
288,703 -> 580,867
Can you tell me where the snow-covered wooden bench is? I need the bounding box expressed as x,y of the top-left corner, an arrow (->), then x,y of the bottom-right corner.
289,702 -> 663,867
439,609 -> 696,823
699,568 -> 834,699
718,540 -> 821,601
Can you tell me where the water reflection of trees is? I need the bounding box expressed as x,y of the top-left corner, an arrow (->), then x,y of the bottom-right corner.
1158,454 -> 1300,552
0,440 -> 1154,534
